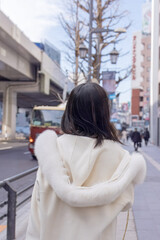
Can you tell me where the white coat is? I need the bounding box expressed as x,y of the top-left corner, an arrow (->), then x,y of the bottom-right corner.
121,130 -> 127,143
26,130 -> 146,240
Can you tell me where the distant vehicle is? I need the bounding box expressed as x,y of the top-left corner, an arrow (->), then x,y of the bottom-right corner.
29,104 -> 65,159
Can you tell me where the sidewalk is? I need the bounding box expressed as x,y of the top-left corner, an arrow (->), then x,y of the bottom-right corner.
0,202 -> 30,240
126,140 -> 160,240
117,210 -> 137,240
0,136 -> 28,150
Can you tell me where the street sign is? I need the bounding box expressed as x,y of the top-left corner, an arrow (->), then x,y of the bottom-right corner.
109,93 -> 116,99
110,118 -> 118,123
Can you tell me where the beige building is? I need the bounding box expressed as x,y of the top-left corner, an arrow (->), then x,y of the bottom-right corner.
140,35 -> 151,123
131,0 -> 151,128
150,0 -> 160,145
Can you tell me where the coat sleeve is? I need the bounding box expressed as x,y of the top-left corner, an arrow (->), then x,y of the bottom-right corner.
25,173 -> 41,240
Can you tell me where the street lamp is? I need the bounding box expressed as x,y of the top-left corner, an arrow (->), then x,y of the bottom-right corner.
110,46 -> 119,64
79,41 -> 120,64
79,42 -> 88,59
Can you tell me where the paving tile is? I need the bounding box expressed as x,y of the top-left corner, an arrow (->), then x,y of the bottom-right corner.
134,219 -> 156,231
137,230 -> 160,240
116,210 -> 137,240
131,143 -> 160,240
133,210 -> 151,220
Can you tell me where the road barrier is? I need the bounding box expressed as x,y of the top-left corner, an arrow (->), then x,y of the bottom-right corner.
0,167 -> 38,240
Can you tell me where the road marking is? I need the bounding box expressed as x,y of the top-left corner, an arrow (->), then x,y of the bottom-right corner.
141,151 -> 160,171
24,151 -> 30,155
0,146 -> 12,151
0,225 -> 6,232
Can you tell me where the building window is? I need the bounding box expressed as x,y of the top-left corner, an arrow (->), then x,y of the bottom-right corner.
147,77 -> 150,82
159,13 -> 160,34
147,97 -> 149,101
159,47 -> 160,69
139,106 -> 143,112
140,96 -> 143,101
147,56 -> 150,61
147,67 -> 150,72
147,44 -> 151,49
147,87 -> 150,92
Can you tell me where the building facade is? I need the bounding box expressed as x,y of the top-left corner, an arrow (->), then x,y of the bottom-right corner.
131,32 -> 143,123
131,0 -> 151,129
150,0 -> 160,145
140,35 -> 151,125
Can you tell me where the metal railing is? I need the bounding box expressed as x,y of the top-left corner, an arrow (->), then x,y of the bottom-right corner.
0,166 -> 38,240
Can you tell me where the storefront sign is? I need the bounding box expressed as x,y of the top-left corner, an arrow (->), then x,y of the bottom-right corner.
109,93 -> 116,99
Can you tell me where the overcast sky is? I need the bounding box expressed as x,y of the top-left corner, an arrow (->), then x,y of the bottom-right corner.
0,0 -> 146,103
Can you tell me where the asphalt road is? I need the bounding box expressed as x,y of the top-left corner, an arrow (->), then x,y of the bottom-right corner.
0,141 -> 38,216
0,141 -> 37,180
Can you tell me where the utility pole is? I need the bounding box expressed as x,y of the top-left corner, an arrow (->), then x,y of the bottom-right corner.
88,0 -> 93,82
63,70 -> 68,102
96,33 -> 101,81
75,0 -> 79,86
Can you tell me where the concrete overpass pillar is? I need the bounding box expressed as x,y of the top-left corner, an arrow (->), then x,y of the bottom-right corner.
2,87 -> 17,139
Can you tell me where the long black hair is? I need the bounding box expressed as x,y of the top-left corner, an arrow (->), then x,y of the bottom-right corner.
61,82 -> 121,147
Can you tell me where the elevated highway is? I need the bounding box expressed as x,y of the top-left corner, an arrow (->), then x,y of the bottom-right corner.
0,10 -> 73,139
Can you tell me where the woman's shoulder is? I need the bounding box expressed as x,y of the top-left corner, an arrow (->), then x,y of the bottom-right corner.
103,139 -> 124,149
102,139 -> 128,160
35,130 -> 57,146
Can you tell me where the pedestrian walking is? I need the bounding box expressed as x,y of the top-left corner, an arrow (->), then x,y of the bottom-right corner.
131,128 -> 142,151
26,83 -> 146,240
143,128 -> 150,146
126,132 -> 130,141
121,129 -> 127,143
129,130 -> 133,139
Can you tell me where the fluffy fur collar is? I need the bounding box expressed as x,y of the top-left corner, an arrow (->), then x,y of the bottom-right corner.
35,130 -> 146,207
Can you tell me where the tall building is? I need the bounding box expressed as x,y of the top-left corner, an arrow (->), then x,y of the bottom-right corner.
142,0 -> 151,35
140,35 -> 151,124
131,32 -> 143,123
35,40 -> 61,66
131,0 -> 151,128
150,0 -> 160,145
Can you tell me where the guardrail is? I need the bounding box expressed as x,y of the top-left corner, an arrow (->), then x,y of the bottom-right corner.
0,167 -> 38,240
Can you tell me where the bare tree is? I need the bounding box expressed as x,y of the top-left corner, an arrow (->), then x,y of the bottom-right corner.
59,0 -> 131,85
